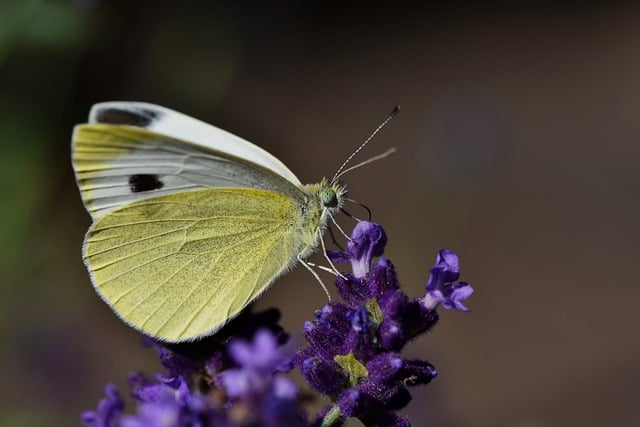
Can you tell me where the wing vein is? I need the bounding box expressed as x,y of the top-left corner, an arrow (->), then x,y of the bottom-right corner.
169,223 -> 286,337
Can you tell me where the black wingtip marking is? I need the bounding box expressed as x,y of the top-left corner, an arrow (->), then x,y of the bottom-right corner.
129,174 -> 164,193
95,107 -> 160,127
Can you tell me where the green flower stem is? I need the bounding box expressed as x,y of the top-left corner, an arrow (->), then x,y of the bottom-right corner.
320,405 -> 342,427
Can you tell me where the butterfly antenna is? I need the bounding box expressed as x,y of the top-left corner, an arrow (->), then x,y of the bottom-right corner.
342,199 -> 372,221
334,147 -> 397,181
340,208 -> 360,221
331,105 -> 400,182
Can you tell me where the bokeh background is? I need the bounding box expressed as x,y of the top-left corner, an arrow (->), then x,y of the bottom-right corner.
1,1 -> 639,426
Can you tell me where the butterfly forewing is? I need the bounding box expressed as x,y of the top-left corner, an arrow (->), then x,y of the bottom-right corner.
84,188 -> 302,341
88,101 -> 302,187
73,124 -> 305,220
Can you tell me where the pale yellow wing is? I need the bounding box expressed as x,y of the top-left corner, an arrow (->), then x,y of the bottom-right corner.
72,124 -> 306,221
84,187 -> 302,342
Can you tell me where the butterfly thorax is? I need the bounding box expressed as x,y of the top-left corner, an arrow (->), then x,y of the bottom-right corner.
297,178 -> 346,259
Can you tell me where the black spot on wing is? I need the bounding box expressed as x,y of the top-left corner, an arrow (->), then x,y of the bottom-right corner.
129,174 -> 164,193
95,107 -> 161,127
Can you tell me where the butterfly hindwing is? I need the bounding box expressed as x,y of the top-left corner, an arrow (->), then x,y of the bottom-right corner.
84,187 -> 301,342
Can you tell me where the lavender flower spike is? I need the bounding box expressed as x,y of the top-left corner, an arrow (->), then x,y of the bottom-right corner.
298,222 -> 462,427
422,249 -> 474,311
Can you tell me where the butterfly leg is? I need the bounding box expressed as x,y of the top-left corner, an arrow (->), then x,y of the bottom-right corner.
319,224 -> 347,280
329,214 -> 352,241
297,254 -> 332,301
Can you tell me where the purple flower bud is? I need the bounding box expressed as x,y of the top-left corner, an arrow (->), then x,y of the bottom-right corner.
303,302 -> 352,362
297,354 -> 346,395
423,281 -> 474,312
358,381 -> 411,411
365,353 -> 403,384
204,350 -> 225,376
335,274 -> 373,305
130,379 -> 167,404
120,402 -> 180,427
350,306 -> 371,332
426,249 -> 461,290
399,359 -> 438,387
423,249 -> 474,311
128,372 -> 153,402
337,381 -> 410,421
343,306 -> 377,361
344,330 -> 377,365
378,291 -> 431,350
317,304 -> 333,319
158,347 -> 198,379
303,320 -> 315,333
368,257 -> 400,297
217,329 -> 296,400
128,374 -> 190,409
273,376 -> 298,399
378,319 -> 404,351
328,221 -> 387,278
142,337 -> 199,379
228,329 -> 290,373
337,388 -> 363,417
81,384 -> 124,427
218,368 -> 259,398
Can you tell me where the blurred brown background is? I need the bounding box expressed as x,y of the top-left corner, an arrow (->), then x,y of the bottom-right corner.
1,1 -> 639,426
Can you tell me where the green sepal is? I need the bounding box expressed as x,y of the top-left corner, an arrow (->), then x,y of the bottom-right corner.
334,351 -> 368,386
367,297 -> 384,326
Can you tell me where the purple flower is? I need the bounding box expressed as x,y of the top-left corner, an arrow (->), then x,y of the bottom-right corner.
82,319 -> 305,426
120,375 -> 219,427
81,384 -> 124,427
328,221 -> 387,278
229,329 -> 290,373
143,338 -> 199,380
217,329 -> 293,398
216,330 -> 307,427
296,221 -> 471,426
422,249 -> 474,311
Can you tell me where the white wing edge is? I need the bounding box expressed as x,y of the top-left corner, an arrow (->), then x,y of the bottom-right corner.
88,101 -> 303,187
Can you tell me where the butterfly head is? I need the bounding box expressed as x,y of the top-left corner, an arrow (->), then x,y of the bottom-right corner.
321,179 -> 347,213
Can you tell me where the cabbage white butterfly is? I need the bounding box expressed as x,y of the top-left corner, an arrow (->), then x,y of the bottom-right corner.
72,102 -> 395,342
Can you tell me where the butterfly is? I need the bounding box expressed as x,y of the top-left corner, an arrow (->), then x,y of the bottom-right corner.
72,102 -> 395,342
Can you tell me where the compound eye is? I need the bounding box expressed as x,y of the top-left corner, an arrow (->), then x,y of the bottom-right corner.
321,187 -> 338,208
